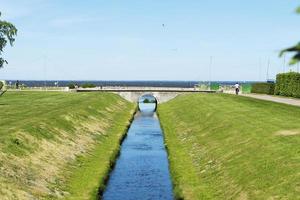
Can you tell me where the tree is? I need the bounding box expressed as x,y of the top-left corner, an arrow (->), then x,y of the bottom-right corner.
143,98 -> 150,103
280,7 -> 300,65
0,12 -> 17,68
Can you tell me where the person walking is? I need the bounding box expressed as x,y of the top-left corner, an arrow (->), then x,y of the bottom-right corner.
16,80 -> 19,89
234,82 -> 240,95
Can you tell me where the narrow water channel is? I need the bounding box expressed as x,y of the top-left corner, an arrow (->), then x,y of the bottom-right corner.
102,102 -> 174,200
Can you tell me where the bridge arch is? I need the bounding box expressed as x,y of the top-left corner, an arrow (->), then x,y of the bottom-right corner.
138,93 -> 158,111
115,91 -> 179,104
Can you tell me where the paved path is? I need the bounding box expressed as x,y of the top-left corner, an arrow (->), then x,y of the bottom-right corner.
242,94 -> 300,107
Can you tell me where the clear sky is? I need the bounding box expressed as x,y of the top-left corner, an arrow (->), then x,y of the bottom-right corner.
0,0 -> 299,81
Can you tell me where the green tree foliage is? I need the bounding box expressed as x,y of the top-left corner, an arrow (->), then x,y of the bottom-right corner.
142,98 -> 156,103
280,7 -> 300,65
0,12 -> 17,68
143,98 -> 150,103
68,83 -> 76,89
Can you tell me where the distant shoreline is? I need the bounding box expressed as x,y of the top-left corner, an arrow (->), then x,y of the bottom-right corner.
3,80 -> 258,88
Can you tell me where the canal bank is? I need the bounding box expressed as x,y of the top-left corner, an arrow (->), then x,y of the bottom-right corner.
157,93 -> 300,199
102,103 -> 174,200
0,92 -> 137,199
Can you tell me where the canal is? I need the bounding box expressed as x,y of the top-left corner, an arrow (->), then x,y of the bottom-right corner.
102,100 -> 174,200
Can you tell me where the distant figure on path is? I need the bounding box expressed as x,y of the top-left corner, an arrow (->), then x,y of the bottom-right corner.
16,80 -> 19,89
234,82 -> 240,95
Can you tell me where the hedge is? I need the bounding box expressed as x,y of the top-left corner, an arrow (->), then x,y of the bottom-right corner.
0,82 -> 3,90
251,82 -> 275,95
275,72 -> 300,98
81,83 -> 96,88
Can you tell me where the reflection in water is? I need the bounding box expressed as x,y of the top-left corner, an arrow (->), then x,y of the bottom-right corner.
102,103 -> 173,200
139,102 -> 156,113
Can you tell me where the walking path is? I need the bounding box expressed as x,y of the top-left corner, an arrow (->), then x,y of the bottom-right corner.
242,93 -> 300,107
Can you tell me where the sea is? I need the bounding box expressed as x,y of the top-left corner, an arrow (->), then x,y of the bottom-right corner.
4,80 -> 256,88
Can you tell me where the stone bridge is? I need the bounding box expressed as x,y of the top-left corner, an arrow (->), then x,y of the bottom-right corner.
117,91 -> 180,104
76,87 -> 218,104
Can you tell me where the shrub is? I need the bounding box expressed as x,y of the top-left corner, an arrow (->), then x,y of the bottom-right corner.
68,83 -> 76,89
241,84 -> 252,94
0,82 -> 3,90
81,83 -> 96,88
275,72 -> 300,98
251,82 -> 275,95
210,83 -> 220,90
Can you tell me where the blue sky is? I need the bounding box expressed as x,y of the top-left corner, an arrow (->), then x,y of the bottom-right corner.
0,0 -> 299,81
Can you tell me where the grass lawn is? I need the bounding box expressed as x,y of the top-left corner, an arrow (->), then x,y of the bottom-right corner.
0,91 -> 135,199
158,93 -> 300,200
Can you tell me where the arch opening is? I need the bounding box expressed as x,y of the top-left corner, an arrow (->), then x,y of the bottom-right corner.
138,94 -> 157,113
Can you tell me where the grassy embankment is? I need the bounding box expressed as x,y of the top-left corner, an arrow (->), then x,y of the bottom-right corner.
0,92 -> 135,199
158,93 -> 300,199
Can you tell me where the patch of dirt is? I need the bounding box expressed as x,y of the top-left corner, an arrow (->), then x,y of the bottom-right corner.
275,130 -> 300,136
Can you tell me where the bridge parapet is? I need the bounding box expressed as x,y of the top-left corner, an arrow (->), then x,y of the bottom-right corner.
76,87 -> 220,103
76,86 -> 217,92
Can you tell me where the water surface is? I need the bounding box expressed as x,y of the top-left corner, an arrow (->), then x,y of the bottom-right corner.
102,103 -> 173,200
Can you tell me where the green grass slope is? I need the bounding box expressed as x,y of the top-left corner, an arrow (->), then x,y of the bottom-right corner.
158,93 -> 300,200
0,92 -> 135,199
